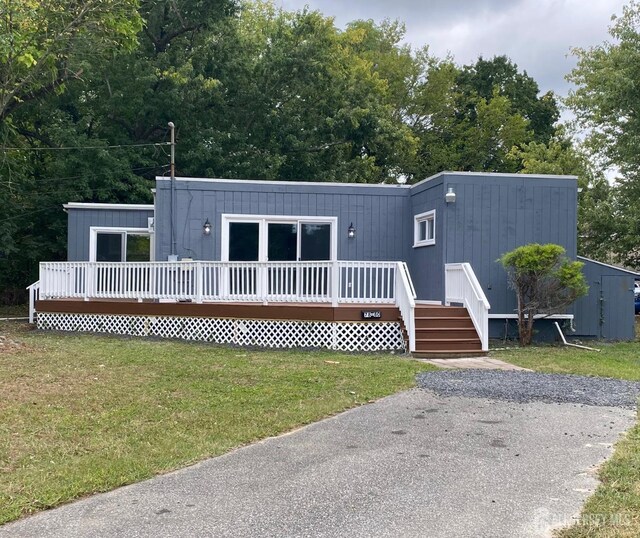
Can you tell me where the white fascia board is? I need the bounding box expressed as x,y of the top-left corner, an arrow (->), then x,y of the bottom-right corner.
63,202 -> 154,210
154,173 -> 578,192
155,176 -> 410,190
409,171 -> 578,191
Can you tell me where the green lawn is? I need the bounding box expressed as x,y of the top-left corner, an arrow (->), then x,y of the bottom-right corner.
0,321 -> 429,524
492,341 -> 640,381
493,337 -> 640,537
3,316 -> 639,534
0,305 -> 28,318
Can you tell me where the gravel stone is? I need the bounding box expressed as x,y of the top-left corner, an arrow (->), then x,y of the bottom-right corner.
416,369 -> 640,409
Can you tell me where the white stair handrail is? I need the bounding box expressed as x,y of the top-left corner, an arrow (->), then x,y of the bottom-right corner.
395,262 -> 416,352
445,263 -> 491,351
399,261 -> 417,299
27,280 -> 40,324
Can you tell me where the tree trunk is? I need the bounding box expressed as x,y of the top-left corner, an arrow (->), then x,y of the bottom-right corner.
524,310 -> 536,346
516,290 -> 531,346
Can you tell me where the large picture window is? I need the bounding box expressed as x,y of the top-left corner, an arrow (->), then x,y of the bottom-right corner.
414,210 -> 436,247
90,228 -> 152,262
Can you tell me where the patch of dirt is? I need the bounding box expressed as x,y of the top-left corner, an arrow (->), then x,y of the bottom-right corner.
0,334 -> 28,353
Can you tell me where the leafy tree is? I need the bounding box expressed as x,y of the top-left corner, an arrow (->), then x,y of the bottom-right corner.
456,56 -> 559,143
457,88 -> 529,172
499,244 -> 588,346
0,0 -> 142,122
409,54 -> 558,179
0,0 -> 236,299
408,54 -> 462,178
179,4 -> 418,182
344,19 -> 420,122
0,0 -> 145,300
566,2 -> 640,268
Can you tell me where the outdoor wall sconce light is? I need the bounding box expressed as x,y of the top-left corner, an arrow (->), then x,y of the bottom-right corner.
445,187 -> 456,204
348,222 -> 356,239
203,218 -> 212,236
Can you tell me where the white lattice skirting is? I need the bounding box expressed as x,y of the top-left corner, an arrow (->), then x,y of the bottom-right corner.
37,312 -> 406,352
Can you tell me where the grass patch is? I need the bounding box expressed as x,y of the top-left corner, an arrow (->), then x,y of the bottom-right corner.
0,322 -> 429,524
0,304 -> 28,317
493,335 -> 640,537
492,342 -> 640,381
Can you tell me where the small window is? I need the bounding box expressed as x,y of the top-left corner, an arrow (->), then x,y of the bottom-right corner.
414,210 -> 435,247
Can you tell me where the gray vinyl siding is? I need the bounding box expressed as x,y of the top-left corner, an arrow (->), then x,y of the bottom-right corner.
154,179 -> 411,263
440,173 -> 578,316
407,176 -> 445,301
67,208 -> 154,261
572,257 -> 637,340
154,175 -> 579,314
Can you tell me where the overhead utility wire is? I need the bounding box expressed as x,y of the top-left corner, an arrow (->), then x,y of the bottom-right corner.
0,142 -> 171,152
0,191 -> 149,223
9,165 -> 169,195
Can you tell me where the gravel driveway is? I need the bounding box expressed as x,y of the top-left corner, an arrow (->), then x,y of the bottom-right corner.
417,370 -> 640,409
1,370 -> 638,538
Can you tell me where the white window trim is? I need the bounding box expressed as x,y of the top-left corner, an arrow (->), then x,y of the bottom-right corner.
220,214 -> 338,262
89,226 -> 154,262
413,209 -> 436,248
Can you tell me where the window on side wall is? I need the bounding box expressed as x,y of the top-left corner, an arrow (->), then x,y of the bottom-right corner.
93,230 -> 151,262
414,210 -> 435,247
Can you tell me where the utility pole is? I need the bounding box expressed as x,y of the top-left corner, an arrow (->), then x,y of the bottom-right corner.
168,122 -> 177,258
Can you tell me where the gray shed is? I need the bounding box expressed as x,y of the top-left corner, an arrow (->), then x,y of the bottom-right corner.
572,257 -> 638,340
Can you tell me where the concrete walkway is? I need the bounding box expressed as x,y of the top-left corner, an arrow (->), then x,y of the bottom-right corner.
1,389 -> 633,538
421,357 -> 531,371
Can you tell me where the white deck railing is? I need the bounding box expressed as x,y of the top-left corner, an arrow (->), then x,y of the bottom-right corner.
38,260 -> 406,305
36,260 -> 418,350
444,263 -> 491,351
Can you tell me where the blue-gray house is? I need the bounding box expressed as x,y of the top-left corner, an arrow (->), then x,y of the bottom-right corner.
30,172 -> 637,354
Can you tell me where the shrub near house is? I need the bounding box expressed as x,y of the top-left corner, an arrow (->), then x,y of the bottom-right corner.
499,243 -> 588,346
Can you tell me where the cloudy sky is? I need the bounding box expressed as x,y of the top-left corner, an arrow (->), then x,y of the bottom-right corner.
277,0 -> 627,101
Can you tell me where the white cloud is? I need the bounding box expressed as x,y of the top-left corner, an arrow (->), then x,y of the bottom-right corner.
276,0 -> 626,97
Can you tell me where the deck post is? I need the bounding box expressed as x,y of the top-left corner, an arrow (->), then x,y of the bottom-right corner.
195,262 -> 203,304
28,283 -> 37,324
260,263 -> 268,305
28,290 -> 34,324
331,261 -> 339,307
84,264 -> 90,301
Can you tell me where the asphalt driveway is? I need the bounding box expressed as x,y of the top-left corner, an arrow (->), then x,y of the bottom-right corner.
1,372 -> 637,538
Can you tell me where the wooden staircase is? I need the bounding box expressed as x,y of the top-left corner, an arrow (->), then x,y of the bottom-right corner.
404,304 -> 485,358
